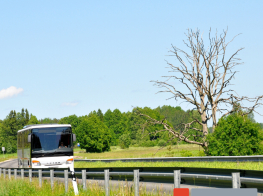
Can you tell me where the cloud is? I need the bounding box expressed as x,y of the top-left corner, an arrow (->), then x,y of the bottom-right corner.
0,86 -> 24,99
61,102 -> 79,107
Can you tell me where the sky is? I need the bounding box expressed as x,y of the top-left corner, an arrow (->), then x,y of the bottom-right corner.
0,1 -> 263,124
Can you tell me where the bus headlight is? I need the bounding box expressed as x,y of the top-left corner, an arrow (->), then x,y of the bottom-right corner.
66,158 -> 73,164
32,160 -> 41,166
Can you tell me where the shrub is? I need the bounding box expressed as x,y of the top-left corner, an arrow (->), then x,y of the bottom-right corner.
167,145 -> 172,151
130,140 -> 137,145
205,114 -> 263,156
158,139 -> 166,147
119,133 -> 131,149
6,142 -> 12,154
197,150 -> 206,156
180,149 -> 193,157
76,114 -> 111,153
141,140 -> 155,147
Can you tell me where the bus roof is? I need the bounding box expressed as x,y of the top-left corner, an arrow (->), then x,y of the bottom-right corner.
17,124 -> 71,133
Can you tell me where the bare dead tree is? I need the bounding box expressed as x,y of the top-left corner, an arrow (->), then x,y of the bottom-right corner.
136,108 -> 207,147
140,29 -> 263,147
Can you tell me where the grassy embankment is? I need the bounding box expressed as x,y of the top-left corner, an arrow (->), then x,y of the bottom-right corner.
74,145 -> 263,171
0,175 -> 170,196
0,153 -> 17,162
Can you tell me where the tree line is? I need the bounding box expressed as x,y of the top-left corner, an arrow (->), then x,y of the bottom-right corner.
0,105 -> 206,153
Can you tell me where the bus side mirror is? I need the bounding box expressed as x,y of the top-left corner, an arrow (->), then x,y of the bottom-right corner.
73,134 -> 76,142
28,134 -> 31,143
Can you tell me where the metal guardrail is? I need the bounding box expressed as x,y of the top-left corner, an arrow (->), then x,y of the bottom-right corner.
1,166 -> 263,194
75,155 -> 263,163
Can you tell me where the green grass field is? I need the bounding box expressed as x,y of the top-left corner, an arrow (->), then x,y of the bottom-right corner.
73,144 -> 202,159
0,176 -> 170,196
0,153 -> 17,162
73,145 -> 263,171
74,160 -> 263,171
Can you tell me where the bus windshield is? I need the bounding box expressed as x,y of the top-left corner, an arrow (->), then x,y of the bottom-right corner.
31,127 -> 73,157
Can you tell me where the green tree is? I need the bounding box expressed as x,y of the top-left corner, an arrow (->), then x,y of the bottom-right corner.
39,118 -> 59,124
205,114 -> 263,156
97,109 -> 104,122
27,115 -> 39,125
119,133 -> 131,149
104,109 -> 127,145
6,142 -> 12,154
0,109 -> 33,153
76,114 -> 111,153
1,110 -> 19,153
25,109 -> 29,123
59,115 -> 80,142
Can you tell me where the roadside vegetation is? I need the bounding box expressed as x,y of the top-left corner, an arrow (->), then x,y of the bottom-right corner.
73,145 -> 202,159
0,176 -> 171,196
73,145 -> 263,171
75,161 -> 263,171
0,153 -> 16,163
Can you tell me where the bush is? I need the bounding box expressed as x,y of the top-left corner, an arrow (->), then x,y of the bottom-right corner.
6,142 -> 12,154
158,139 -> 167,147
180,149 -> 193,157
205,114 -> 263,156
130,140 -> 137,145
76,114 -> 111,153
141,140 -> 155,147
197,151 -> 206,156
119,133 -> 131,149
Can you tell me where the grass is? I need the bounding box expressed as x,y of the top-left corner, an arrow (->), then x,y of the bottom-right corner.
0,153 -> 17,162
0,175 -> 171,196
73,144 -> 201,159
74,160 -> 263,171
73,144 -> 263,171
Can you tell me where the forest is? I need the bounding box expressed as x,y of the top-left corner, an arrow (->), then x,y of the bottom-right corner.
0,105 -> 262,155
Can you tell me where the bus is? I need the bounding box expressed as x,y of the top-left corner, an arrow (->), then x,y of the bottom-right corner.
17,124 -> 76,169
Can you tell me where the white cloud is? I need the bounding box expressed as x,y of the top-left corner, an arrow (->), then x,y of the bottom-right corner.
61,102 -> 79,107
0,86 -> 24,99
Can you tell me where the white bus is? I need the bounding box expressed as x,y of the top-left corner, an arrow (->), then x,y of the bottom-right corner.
17,124 -> 76,170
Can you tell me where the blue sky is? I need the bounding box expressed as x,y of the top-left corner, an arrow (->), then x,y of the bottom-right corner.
0,1 -> 263,123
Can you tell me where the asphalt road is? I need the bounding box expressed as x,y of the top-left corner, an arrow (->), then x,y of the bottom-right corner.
0,159 -> 17,168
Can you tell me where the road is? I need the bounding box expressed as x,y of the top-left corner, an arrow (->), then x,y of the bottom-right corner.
0,159 -> 17,168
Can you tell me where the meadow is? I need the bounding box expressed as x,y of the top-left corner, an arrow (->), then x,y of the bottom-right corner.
74,160 -> 263,171
0,153 -> 17,162
73,145 -> 263,171
0,175 -> 171,196
73,144 -> 202,159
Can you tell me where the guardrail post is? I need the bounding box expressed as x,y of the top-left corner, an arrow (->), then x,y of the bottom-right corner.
82,169 -> 87,190
174,170 -> 181,188
14,169 -> 17,180
3,168 -> 5,179
104,169 -> 109,196
8,169 -> 11,180
29,169 -> 32,182
134,169 -> 139,196
232,172 -> 240,188
21,169 -> 24,180
39,169 -> 42,187
50,169 -> 54,189
64,169 -> 68,193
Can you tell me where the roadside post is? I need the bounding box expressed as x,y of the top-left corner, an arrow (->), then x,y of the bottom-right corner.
2,147 -> 5,158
